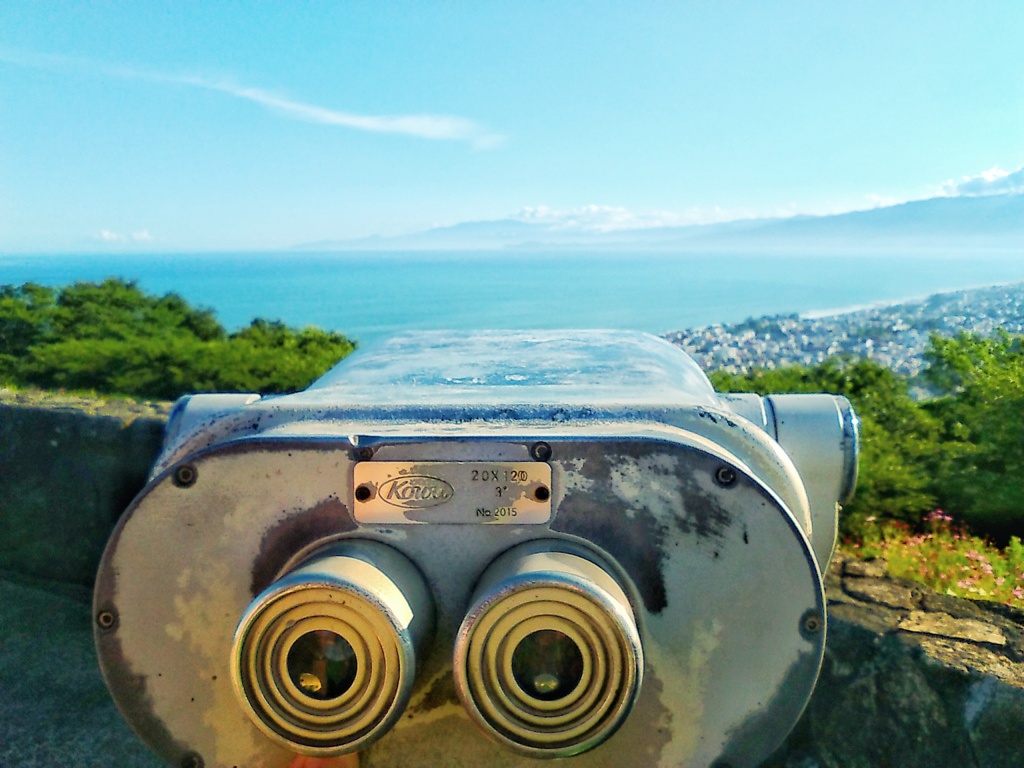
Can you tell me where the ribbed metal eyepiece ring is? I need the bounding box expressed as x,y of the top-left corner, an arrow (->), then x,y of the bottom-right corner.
454,543 -> 643,757
231,541 -> 432,756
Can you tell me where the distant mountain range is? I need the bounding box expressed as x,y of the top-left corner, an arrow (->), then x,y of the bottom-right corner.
294,193 -> 1024,252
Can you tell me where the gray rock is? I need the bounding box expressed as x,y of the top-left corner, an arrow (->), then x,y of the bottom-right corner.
767,557 -> 1024,768
843,558 -> 888,579
842,576 -> 920,610
0,574 -> 163,768
899,610 -> 1007,646
967,677 -> 1024,768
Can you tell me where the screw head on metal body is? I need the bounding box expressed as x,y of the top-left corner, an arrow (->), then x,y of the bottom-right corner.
530,442 -> 552,461
800,610 -> 824,639
714,466 -> 737,487
173,464 -> 197,488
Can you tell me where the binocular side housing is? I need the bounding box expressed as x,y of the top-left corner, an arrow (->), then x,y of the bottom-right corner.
95,330 -> 858,768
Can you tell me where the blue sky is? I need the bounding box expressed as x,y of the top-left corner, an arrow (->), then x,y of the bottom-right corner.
1,2 -> 1023,252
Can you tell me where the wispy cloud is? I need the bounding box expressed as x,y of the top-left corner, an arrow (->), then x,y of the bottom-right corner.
185,79 -> 502,147
940,165 -> 1024,197
0,47 -> 502,147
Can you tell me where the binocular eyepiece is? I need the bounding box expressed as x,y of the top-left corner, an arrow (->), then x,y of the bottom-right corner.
230,541 -> 433,755
94,330 -> 857,768
229,539 -> 642,758
454,542 -> 643,757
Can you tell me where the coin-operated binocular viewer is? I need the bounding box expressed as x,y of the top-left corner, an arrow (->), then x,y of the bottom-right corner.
95,331 -> 858,768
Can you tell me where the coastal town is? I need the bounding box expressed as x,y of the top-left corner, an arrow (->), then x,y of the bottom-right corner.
664,281 -> 1024,377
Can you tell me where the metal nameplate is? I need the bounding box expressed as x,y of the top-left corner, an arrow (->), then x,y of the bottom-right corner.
353,462 -> 552,524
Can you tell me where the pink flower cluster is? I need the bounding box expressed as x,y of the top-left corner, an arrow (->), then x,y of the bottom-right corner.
843,509 -> 1024,608
926,509 -> 954,524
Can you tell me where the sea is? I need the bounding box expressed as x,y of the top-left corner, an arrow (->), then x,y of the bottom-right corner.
2,250 -> 1023,346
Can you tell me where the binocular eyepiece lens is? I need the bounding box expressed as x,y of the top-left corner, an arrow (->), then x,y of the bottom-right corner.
510,629 -> 585,702
286,630 -> 359,700
455,543 -> 643,757
231,541 -> 433,757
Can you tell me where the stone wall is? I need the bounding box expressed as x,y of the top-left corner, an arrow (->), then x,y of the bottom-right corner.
0,388 -> 168,586
767,556 -> 1024,768
0,391 -> 1021,767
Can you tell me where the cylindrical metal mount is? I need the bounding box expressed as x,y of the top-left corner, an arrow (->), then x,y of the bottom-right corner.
454,541 -> 643,758
230,540 -> 433,756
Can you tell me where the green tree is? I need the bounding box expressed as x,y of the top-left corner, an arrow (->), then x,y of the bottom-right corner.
712,358 -> 956,537
0,283 -> 58,375
0,279 -> 356,400
924,332 -> 1024,539
49,279 -> 225,342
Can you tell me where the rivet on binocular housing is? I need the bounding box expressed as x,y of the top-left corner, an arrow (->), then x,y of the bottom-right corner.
94,330 -> 858,768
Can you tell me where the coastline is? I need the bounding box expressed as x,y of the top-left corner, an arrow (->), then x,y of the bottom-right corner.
5,251 -> 1024,343
665,280 -> 1024,377
798,278 -> 1024,321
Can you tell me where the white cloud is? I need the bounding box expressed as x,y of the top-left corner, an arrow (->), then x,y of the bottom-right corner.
940,165 -> 1024,197
512,204 -> 738,232
864,193 -> 903,209
96,229 -> 155,243
0,47 -> 501,147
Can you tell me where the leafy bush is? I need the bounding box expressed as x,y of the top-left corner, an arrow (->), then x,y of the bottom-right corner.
711,357 -> 960,538
712,333 -> 1024,544
923,332 -> 1024,539
0,279 -> 355,400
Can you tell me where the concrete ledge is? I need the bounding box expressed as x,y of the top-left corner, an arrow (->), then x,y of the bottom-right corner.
0,388 -> 168,586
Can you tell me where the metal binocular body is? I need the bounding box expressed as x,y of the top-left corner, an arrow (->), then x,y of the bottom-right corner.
94,330 -> 858,768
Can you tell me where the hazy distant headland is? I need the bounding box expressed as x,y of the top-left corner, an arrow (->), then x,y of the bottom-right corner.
294,192 -> 1024,253
289,190 -> 1024,370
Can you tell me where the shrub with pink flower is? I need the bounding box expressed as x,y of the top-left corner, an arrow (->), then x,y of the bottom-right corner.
925,509 -> 954,524
842,509 -> 1024,608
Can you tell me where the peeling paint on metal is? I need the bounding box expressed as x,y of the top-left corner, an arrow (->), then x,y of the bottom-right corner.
100,420 -> 828,767
249,495 -> 356,596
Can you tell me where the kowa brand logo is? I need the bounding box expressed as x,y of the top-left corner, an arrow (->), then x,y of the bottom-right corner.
379,475 -> 455,509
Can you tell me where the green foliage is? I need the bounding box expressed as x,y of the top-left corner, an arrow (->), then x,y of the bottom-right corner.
713,332 -> 1024,543
711,357 -> 959,537
922,332 -> 1024,537
715,340 -> 1024,606
0,279 -> 355,400
0,283 -> 57,372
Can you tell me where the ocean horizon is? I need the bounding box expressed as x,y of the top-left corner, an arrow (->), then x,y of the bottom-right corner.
2,250 -> 1023,346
